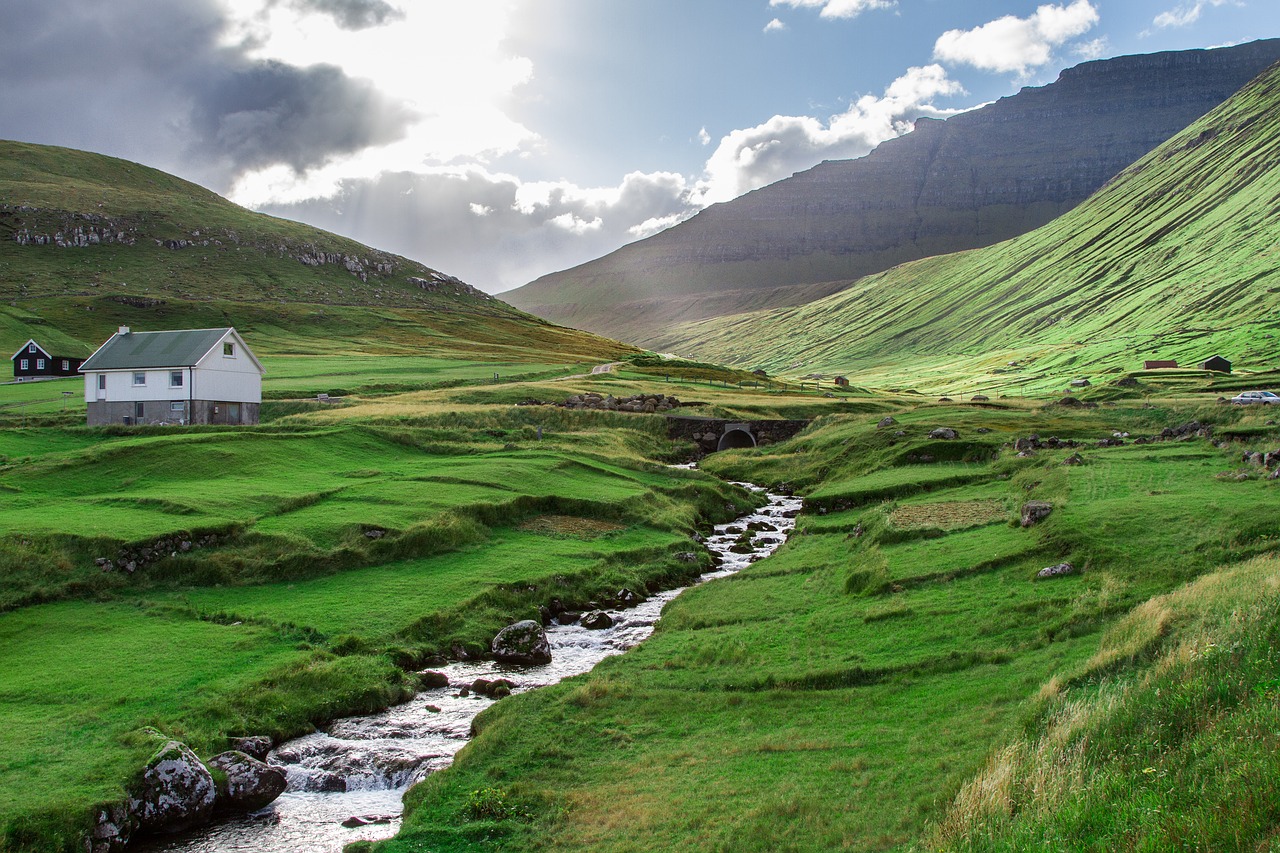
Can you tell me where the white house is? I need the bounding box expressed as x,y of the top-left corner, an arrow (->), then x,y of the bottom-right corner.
79,326 -> 264,425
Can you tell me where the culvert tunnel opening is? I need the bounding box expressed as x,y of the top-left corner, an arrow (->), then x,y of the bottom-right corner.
717,428 -> 757,451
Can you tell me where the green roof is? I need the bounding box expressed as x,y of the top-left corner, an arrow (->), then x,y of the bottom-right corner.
80,328 -> 234,371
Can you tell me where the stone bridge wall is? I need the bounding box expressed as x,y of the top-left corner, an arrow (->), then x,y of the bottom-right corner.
665,416 -> 811,455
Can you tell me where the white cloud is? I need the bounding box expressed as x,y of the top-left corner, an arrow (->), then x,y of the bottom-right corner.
764,17 -> 786,32
257,166 -> 702,291
217,0 -> 539,196
768,0 -> 896,19
933,0 -> 1100,74
696,64 -> 965,204
1152,0 -> 1235,29
698,126 -> 712,145
1073,37 -> 1109,59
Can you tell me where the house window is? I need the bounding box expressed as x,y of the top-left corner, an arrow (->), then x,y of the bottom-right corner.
170,371 -> 183,387
223,342 -> 235,357
61,360 -> 69,371
19,359 -> 27,370
98,374 -> 106,390
133,372 -> 146,386
28,343 -> 35,353
134,402 -> 145,420
36,359 -> 45,370
170,401 -> 185,412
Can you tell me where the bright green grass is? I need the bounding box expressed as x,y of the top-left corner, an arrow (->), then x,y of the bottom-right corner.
161,526 -> 683,639
0,377 -> 84,416
379,402 -> 1280,852
0,403 -> 746,851
805,462 -> 992,506
927,554 -> 1280,851
261,355 -> 583,397
0,601 -> 306,844
0,431 -> 663,543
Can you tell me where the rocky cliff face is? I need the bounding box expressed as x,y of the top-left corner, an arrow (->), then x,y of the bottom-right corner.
506,39 -> 1280,346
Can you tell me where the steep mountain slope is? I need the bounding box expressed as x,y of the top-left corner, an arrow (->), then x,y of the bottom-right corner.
655,59 -> 1280,391
505,40 -> 1280,346
0,141 -> 634,362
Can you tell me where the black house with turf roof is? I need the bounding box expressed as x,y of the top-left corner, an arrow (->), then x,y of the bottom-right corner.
10,339 -> 84,380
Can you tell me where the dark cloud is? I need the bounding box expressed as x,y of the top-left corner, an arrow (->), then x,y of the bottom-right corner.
188,59 -> 411,173
283,0 -> 403,30
0,0 -> 412,191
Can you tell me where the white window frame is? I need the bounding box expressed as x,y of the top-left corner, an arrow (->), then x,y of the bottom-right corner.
132,371 -> 146,386
61,360 -> 69,371
27,343 -> 35,353
223,342 -> 235,357
19,359 -> 27,370
170,401 -> 186,412
170,370 -> 184,388
97,374 -> 106,390
36,358 -> 45,370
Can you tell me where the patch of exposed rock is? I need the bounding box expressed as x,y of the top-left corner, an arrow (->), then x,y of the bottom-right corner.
559,393 -> 681,413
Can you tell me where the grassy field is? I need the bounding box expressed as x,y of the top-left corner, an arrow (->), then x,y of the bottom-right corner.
371,395 -> 1280,852
0,382 -> 762,851
1,353 -> 1278,853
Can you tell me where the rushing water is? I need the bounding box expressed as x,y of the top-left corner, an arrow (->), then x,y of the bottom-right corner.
141,481 -> 801,853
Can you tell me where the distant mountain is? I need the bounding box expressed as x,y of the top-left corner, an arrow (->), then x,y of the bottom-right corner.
505,39 -> 1280,347
648,55 -> 1280,389
0,141 -> 633,362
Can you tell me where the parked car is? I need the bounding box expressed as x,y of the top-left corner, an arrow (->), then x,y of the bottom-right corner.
1230,390 -> 1280,404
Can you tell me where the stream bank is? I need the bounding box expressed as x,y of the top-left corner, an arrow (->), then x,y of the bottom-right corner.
137,481 -> 801,853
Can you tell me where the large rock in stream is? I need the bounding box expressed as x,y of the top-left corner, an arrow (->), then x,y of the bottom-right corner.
208,750 -> 288,813
491,620 -> 552,664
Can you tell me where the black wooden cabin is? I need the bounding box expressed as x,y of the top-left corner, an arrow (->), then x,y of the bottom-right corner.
11,339 -> 84,380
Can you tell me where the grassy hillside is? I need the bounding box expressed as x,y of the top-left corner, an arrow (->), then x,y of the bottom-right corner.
656,61 -> 1280,392
0,140 -> 635,367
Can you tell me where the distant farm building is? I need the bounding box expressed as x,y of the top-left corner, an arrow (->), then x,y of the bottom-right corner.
10,339 -> 83,380
833,376 -> 850,387
79,326 -> 263,426
1198,355 -> 1232,373
1144,360 -> 1179,370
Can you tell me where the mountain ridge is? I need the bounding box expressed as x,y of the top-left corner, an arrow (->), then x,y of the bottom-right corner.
506,39 -> 1280,347
650,55 -> 1280,390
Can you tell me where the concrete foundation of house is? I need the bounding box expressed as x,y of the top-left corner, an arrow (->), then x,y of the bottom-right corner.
87,400 -> 260,426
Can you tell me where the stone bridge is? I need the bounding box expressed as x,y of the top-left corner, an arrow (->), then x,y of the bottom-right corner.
665,416 -> 811,455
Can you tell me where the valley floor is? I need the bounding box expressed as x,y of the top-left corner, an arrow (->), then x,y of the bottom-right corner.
1,358 -> 1278,852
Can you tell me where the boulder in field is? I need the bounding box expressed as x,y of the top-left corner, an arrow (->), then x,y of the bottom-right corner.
1036,561 -> 1077,579
1020,501 -> 1053,527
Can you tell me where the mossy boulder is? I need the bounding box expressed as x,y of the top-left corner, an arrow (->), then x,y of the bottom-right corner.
491,619 -> 552,664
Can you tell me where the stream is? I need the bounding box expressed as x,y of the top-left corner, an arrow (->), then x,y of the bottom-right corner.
140,480 -> 801,853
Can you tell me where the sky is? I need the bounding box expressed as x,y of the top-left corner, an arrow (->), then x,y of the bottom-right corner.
1,0 -> 1277,294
